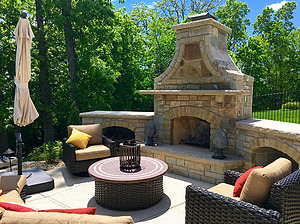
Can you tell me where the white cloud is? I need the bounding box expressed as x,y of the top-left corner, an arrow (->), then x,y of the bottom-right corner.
146,2 -> 157,9
267,1 -> 289,11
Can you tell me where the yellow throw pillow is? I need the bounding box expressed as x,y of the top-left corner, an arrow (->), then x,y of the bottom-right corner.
0,196 -> 3,202
66,128 -> 92,149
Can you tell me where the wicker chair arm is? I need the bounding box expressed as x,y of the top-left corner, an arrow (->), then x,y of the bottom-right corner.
62,138 -> 78,162
224,170 -> 243,185
186,185 -> 281,224
102,135 -> 116,156
62,138 -> 79,150
266,169 -> 300,223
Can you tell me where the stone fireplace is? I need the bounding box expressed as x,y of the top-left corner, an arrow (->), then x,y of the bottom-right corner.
80,14 -> 300,184
140,14 -> 253,155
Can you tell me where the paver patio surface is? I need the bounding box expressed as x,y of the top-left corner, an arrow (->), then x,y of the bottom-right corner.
26,165 -> 215,224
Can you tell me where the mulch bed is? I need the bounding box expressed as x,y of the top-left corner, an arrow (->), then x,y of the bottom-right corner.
14,160 -> 65,171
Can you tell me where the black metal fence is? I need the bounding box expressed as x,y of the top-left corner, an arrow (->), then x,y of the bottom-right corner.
252,90 -> 300,124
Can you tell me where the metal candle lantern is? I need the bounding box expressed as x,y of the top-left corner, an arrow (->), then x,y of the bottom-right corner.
119,141 -> 141,171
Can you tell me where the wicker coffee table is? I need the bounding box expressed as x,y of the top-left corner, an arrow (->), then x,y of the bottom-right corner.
88,156 -> 168,210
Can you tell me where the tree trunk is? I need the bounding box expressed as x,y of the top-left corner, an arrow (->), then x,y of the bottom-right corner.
36,0 -> 54,142
0,90 -> 8,155
62,0 -> 79,107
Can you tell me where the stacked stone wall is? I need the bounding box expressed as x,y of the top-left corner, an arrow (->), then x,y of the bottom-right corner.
153,92 -> 250,154
141,146 -> 244,184
81,114 -> 153,143
236,120 -> 300,170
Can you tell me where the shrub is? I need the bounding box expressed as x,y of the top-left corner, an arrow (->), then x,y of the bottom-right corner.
282,102 -> 300,110
26,141 -> 63,164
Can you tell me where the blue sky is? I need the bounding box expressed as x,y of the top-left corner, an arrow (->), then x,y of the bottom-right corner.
112,0 -> 300,34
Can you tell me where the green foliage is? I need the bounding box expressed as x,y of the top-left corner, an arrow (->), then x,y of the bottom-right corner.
155,0 -> 221,23
213,0 -> 250,54
282,102 -> 300,110
238,1 -> 300,94
26,141 -> 63,164
1,0 -> 300,153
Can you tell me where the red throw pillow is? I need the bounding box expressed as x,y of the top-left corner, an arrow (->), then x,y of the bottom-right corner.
39,207 -> 96,215
233,166 -> 263,197
0,202 -> 38,212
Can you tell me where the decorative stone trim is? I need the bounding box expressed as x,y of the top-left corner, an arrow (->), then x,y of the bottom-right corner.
173,18 -> 232,34
101,120 -> 137,132
162,106 -> 221,146
139,90 -> 250,95
249,137 -> 300,164
163,106 -> 220,123
236,119 -> 300,169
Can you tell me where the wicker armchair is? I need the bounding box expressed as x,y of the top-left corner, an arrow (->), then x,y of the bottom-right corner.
186,169 -> 300,224
63,124 -> 116,175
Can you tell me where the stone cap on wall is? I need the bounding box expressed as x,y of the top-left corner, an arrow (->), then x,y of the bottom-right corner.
79,110 -> 154,119
139,89 -> 250,95
173,18 -> 232,35
236,119 -> 300,141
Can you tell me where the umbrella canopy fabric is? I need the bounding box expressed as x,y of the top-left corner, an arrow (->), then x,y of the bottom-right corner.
13,18 -> 39,127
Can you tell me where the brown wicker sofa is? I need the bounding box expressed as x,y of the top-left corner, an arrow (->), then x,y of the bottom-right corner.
0,175 -> 134,224
63,124 -> 116,175
186,159 -> 300,224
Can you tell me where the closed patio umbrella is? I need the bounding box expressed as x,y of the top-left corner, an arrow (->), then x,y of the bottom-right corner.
13,11 -> 39,175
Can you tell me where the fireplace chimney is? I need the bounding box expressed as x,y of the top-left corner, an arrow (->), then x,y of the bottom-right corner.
153,13 -> 253,91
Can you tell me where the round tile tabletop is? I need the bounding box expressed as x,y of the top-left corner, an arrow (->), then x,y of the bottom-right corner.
88,156 -> 168,184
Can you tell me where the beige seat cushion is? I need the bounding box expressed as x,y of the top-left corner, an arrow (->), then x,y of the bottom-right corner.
0,175 -> 26,194
0,211 -> 135,224
68,124 -> 102,145
208,183 -> 239,200
75,145 -> 110,161
1,190 -> 25,204
240,157 -> 292,206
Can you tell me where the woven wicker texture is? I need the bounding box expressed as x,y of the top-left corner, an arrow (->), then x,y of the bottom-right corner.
185,169 -> 300,224
224,170 -> 243,185
20,186 -> 26,202
63,135 -> 116,175
266,169 -> 300,224
95,177 -> 163,210
186,185 -> 281,224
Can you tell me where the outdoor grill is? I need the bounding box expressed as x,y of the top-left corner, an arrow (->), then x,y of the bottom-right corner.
119,140 -> 141,171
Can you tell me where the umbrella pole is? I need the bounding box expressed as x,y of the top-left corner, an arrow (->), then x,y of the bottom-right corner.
15,126 -> 23,175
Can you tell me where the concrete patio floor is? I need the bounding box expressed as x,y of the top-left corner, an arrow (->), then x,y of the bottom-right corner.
25,165 -> 215,224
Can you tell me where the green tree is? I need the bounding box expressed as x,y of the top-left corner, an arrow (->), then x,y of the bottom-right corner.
237,35 -> 270,94
36,0 -> 54,142
253,1 -> 299,92
213,0 -> 250,55
155,0 -> 221,23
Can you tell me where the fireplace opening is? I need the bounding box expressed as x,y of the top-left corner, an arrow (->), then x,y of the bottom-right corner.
103,126 -> 135,148
254,147 -> 299,172
172,117 -> 210,148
